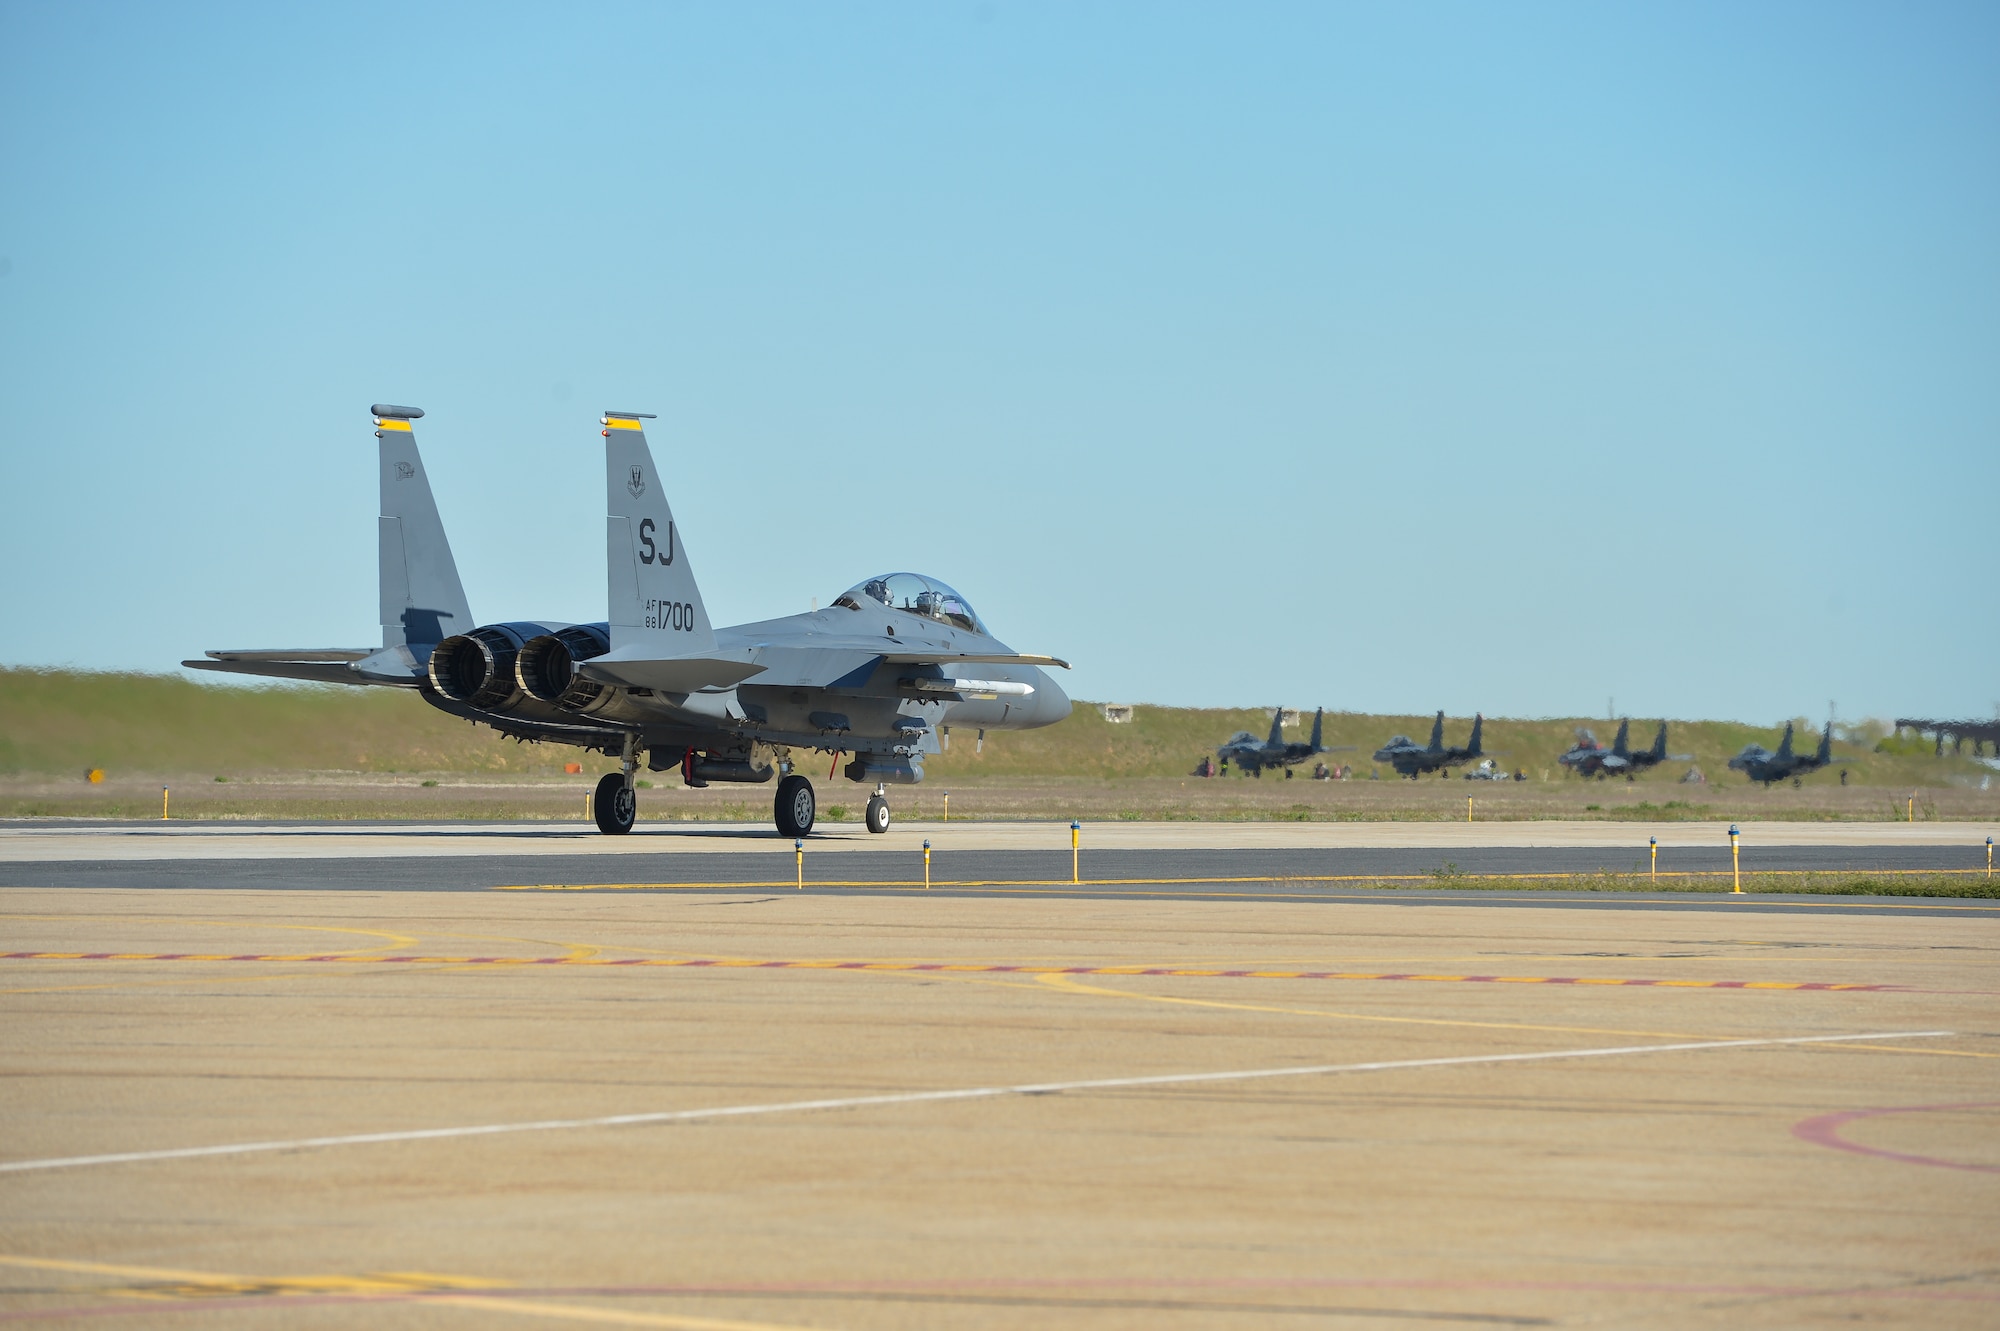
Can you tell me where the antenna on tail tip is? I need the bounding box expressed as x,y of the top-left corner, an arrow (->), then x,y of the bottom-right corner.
370,404 -> 424,420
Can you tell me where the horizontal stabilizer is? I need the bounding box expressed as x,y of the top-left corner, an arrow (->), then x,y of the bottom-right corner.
206,648 -> 372,663
880,652 -> 1070,669
185,644 -> 426,688
183,658 -> 367,686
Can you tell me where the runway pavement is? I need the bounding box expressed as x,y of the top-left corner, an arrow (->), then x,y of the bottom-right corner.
1,885 -> 1995,1328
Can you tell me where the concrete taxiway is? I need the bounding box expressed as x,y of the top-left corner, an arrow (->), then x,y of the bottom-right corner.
2,820 -> 1993,911
1,883 -> 1995,1329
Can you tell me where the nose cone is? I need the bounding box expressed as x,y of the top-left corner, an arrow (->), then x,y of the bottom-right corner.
1028,668 -> 1071,728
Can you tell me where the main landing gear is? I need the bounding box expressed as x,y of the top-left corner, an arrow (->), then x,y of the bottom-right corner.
595,732 -> 639,834
593,772 -> 636,834
865,784 -> 891,834
775,773 -> 816,838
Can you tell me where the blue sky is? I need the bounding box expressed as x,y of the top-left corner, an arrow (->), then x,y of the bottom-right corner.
2,1 -> 1994,723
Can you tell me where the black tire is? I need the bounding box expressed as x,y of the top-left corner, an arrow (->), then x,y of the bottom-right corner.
865,795 -> 890,834
775,774 -> 816,838
594,772 -> 635,835
1284,768 -> 1294,780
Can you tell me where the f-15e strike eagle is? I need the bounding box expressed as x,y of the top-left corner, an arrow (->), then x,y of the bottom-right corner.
1216,708 -> 1352,777
1557,719 -> 1688,779
1372,711 -> 1483,778
187,406 -> 1070,837
1727,721 -> 1836,787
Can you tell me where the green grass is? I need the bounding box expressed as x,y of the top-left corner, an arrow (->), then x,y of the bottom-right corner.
0,667 -> 572,776
4,668 -> 1995,820
1349,871 -> 2000,898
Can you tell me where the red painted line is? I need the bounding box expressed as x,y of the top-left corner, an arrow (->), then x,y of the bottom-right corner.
1792,1102 -> 2000,1174
0,952 -> 1908,992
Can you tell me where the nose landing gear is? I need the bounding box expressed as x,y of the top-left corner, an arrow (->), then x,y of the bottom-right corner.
865,783 -> 891,834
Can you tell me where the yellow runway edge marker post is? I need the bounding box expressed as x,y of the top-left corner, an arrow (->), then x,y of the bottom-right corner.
1728,823 -> 1741,895
943,791 -> 949,823
161,786 -> 169,821
1987,836 -> 1992,879
794,839 -> 803,891
923,839 -> 931,890
1070,820 -> 1081,885
1467,795 -> 1473,823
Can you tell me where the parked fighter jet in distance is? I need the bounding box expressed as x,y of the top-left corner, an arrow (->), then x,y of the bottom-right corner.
1727,722 -> 1836,787
1373,712 -> 1484,778
1557,726 -> 1613,777
188,406 -> 1071,838
1558,720 -> 1689,779
1216,708 -> 1353,778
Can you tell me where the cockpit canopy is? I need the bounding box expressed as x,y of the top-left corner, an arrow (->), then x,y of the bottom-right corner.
833,572 -> 987,635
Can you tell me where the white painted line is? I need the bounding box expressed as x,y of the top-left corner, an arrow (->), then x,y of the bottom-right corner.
0,1030 -> 1950,1175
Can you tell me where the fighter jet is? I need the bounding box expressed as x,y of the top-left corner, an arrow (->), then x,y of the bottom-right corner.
1557,726 -> 1613,777
1216,708 -> 1350,778
189,406 -> 1071,838
1559,719 -> 1688,779
1373,711 -> 1484,778
1727,721 -> 1835,787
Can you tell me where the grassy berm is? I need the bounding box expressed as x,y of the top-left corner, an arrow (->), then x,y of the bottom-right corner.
3,667 -> 1996,823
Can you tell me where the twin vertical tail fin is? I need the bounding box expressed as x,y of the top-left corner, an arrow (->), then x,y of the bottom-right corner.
1427,711 -> 1445,752
1650,722 -> 1668,761
603,413 -> 717,657
373,406 -> 472,661
1775,722 -> 1796,762
1267,710 -> 1285,747
1817,723 -> 1834,764
1466,713 -> 1483,757
1610,718 -> 1631,759
1309,708 -> 1323,753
